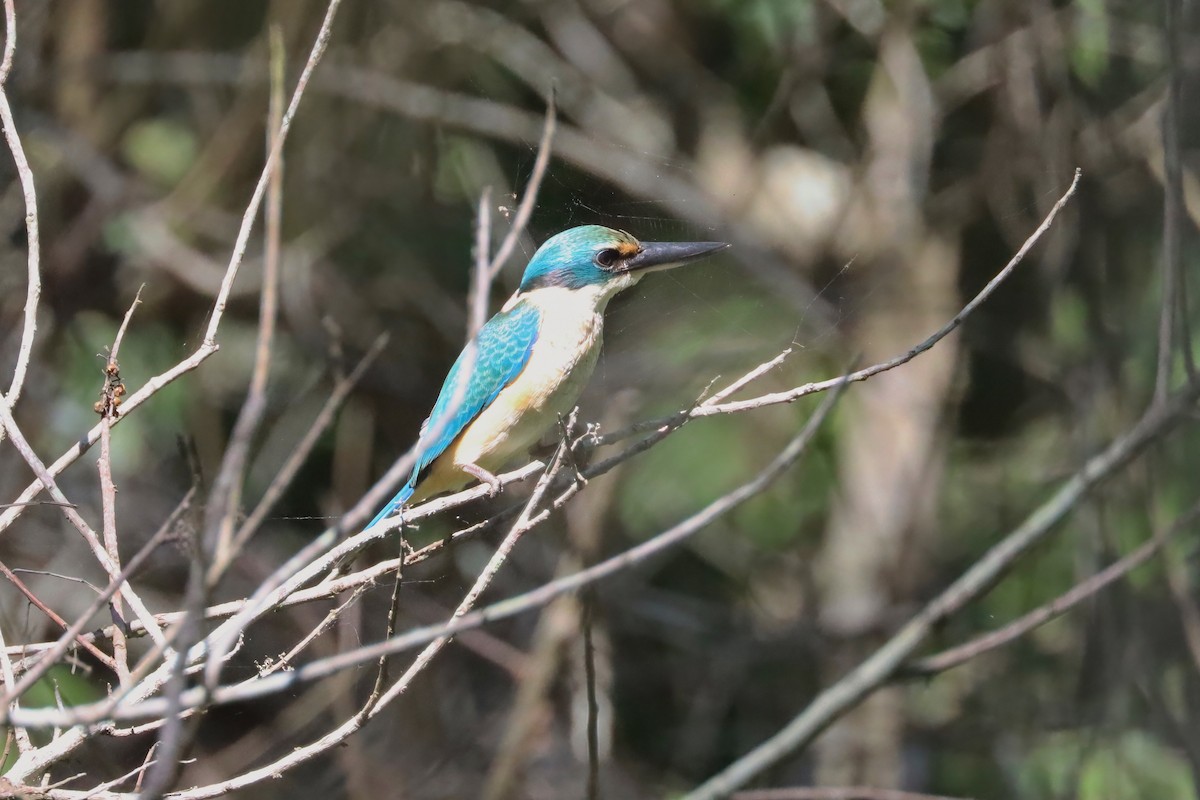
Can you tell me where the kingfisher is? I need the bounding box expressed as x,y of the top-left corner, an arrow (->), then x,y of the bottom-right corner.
365,225 -> 727,529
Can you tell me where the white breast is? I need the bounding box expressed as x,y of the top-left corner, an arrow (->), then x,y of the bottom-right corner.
426,286 -> 609,492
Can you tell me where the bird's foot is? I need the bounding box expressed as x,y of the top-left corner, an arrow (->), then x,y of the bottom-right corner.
556,411 -> 589,487
462,463 -> 503,497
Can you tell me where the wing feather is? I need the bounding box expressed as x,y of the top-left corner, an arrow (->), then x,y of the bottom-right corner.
408,301 -> 541,486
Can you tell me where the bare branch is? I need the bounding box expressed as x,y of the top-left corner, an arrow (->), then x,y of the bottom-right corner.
0,0 -> 42,448
595,169 -> 1083,447
201,2 -> 341,347
487,90 -> 556,280
0,2 -> 345,786
0,345 -> 218,539
255,583 -> 371,679
905,500 -> 1200,676
207,25 -> 289,581
0,558 -> 116,670
231,332 -> 389,550
7,377 -> 841,728
701,347 -> 793,408
99,286 -> 145,686
0,394 -> 168,655
0,617 -> 31,753
0,486 -> 196,715
369,413 -> 577,713
468,186 -> 493,338
681,380 -> 1200,800
0,0 -> 14,85
583,599 -> 600,800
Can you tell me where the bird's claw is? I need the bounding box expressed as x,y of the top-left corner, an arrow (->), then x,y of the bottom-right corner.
462,463 -> 503,498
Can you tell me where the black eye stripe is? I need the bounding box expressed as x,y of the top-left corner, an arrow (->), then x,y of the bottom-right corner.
594,248 -> 619,268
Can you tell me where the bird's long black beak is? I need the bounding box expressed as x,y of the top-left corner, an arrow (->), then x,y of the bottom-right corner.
620,240 -> 729,274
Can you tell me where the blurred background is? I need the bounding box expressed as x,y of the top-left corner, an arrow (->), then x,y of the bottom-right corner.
0,0 -> 1197,797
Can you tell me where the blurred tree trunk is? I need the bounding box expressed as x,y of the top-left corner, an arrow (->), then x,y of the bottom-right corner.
814,27 -> 959,788
54,0 -> 106,132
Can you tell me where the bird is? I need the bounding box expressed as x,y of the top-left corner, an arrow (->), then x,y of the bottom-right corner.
365,224 -> 728,529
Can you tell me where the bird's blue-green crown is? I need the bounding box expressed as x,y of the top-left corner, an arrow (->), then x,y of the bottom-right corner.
518,225 -> 640,292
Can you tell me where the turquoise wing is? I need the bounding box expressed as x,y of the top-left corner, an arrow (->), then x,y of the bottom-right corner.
411,300 -> 541,484
365,300 -> 540,530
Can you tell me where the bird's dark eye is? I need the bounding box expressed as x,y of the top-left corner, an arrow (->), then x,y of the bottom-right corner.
594,248 -> 619,269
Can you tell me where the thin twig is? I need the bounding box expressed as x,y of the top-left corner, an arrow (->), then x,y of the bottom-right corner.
0,344 -> 218,539
133,742 -> 159,793
0,558 -> 116,670
468,186 -> 493,337
595,169 -> 1082,447
1158,496 -> 1200,674
0,0 -> 14,85
0,618 -> 31,753
108,285 -> 144,364
232,332 -> 388,550
136,535 -> 208,800
486,91 -> 556,280
0,0 -> 42,448
1,487 -> 195,708
207,25 -> 289,582
99,286 -> 144,686
702,347 -> 793,407
359,537 -> 406,718
0,392 -> 168,654
149,13 -> 343,792
255,584 -> 372,679
369,422 -> 576,713
201,3 -> 340,348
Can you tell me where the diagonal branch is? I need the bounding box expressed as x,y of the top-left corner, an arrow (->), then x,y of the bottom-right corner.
595,169 -> 1083,447
0,393 -> 168,654
904,500 -> 1200,677
486,89 -> 556,282
7,376 -> 843,728
681,379 -> 1200,800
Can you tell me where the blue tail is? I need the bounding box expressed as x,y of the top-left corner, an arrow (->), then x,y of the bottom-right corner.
365,483 -> 414,531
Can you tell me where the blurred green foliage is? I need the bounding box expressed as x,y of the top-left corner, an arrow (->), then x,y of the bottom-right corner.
1020,730 -> 1198,800
121,118 -> 199,187
1,667 -> 104,773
